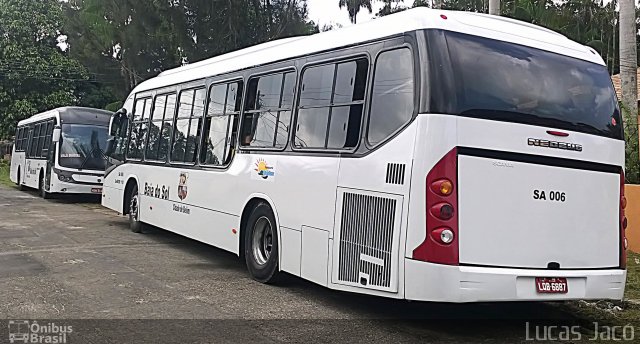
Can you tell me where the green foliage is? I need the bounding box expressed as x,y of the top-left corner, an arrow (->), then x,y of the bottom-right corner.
0,0 -> 98,138
622,106 -> 640,183
63,0 -> 318,94
0,0 -> 316,139
105,101 -> 124,112
0,158 -> 12,187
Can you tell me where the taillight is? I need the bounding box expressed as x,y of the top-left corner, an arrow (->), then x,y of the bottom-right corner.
620,170 -> 627,269
413,148 -> 459,265
430,203 -> 454,220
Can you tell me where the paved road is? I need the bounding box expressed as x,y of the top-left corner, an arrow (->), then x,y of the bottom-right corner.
0,185 -> 586,343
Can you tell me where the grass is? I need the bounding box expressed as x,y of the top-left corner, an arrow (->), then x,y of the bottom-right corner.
625,251 -> 640,301
561,251 -> 640,327
0,159 -> 14,188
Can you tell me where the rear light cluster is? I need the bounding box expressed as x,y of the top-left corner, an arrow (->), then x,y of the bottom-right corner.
413,148 -> 459,265
621,170 -> 627,269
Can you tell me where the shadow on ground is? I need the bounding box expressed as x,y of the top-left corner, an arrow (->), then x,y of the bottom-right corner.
138,223 -> 589,327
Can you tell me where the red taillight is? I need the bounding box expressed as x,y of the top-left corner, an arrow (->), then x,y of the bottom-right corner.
546,130 -> 569,137
413,148 -> 459,265
620,170 -> 627,269
430,203 -> 454,220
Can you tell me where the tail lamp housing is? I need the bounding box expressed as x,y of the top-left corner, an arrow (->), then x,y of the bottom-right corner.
413,148 -> 459,265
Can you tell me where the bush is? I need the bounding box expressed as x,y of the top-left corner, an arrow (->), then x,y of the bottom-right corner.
105,101 -> 123,112
623,108 -> 640,184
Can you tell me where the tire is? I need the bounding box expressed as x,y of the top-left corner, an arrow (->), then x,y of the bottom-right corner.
244,202 -> 279,283
128,184 -> 144,233
16,168 -> 25,191
39,174 -> 50,199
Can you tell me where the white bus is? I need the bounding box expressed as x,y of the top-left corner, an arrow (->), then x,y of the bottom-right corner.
102,9 -> 627,302
11,107 -> 112,198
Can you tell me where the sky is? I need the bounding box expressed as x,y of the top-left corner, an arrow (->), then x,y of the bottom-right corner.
307,0 -> 409,28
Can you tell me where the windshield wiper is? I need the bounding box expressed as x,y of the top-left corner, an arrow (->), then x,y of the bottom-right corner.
79,146 -> 106,171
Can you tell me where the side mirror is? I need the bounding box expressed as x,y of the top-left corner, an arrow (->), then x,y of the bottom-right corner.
105,137 -> 116,156
52,126 -> 61,143
115,108 -> 128,117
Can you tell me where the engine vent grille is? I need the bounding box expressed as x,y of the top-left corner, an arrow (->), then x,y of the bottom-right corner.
386,163 -> 405,185
337,192 -> 397,288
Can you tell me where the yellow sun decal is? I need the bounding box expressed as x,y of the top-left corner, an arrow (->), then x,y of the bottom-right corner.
254,159 -> 274,179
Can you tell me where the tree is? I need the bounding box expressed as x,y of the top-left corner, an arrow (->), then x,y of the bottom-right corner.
377,0 -> 407,16
63,0 -> 317,95
338,0 -> 373,24
489,0 -> 500,15
0,0 -> 93,138
619,0 -> 638,154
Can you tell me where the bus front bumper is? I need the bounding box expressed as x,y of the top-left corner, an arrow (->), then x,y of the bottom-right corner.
51,181 -> 103,195
404,259 -> 626,302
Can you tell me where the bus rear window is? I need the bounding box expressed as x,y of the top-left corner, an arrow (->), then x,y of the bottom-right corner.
442,31 -> 622,140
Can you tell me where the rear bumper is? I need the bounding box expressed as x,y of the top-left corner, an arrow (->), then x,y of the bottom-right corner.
405,259 -> 626,302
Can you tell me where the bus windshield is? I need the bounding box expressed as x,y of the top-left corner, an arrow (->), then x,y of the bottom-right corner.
59,124 -> 109,170
442,31 -> 622,139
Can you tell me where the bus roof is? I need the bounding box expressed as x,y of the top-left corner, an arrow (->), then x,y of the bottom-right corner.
18,107 -> 113,127
130,8 -> 602,95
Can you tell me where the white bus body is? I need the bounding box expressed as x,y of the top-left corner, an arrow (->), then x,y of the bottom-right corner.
102,9 -> 627,302
10,107 -> 112,198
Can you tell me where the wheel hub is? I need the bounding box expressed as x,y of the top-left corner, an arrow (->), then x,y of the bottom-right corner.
251,216 -> 273,266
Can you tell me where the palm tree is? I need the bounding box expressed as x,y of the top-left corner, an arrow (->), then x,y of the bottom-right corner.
489,0 -> 500,15
338,0 -> 373,24
619,0 -> 638,125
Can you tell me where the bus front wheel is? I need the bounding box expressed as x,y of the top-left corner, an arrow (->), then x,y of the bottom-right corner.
16,168 -> 25,191
244,202 -> 279,283
39,173 -> 50,199
128,184 -> 144,233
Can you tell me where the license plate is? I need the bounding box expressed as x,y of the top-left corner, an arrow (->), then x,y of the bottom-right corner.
91,188 -> 102,194
535,277 -> 568,294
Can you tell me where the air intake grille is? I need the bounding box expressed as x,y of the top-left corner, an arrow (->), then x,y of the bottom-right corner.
386,163 -> 405,185
338,192 -> 396,288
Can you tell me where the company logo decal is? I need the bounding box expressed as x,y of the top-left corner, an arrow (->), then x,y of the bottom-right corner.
178,172 -> 188,200
8,320 -> 73,343
528,138 -> 582,152
254,159 -> 275,179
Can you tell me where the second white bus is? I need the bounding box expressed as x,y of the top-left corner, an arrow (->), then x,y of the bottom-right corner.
102,9 -> 627,302
11,107 -> 112,198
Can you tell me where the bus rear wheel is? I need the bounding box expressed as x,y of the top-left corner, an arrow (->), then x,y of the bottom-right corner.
128,184 -> 144,233
244,202 -> 279,283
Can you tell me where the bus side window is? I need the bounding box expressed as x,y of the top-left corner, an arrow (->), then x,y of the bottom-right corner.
201,81 -> 243,166
294,58 -> 367,150
42,121 -> 53,159
14,128 -> 22,151
127,98 -> 152,160
171,89 -> 205,164
367,48 -> 415,146
149,93 -> 180,162
240,71 -> 295,149
30,124 -> 41,158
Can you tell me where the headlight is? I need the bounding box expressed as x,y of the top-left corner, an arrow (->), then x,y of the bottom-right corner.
58,174 -> 72,182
